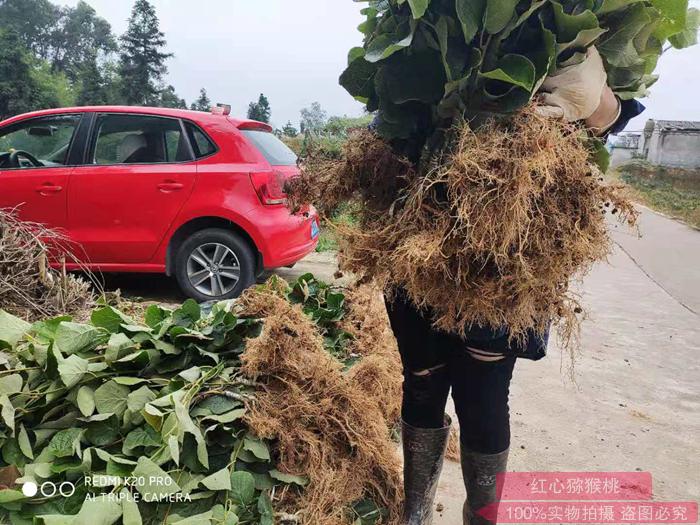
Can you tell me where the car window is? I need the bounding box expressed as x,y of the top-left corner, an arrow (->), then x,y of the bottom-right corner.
0,114 -> 81,170
185,122 -> 217,158
92,114 -> 192,165
241,129 -> 297,166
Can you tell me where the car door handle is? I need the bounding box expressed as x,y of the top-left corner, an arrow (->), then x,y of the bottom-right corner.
35,183 -> 63,195
157,181 -> 184,192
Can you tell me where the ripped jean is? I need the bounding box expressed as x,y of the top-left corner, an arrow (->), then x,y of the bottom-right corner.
386,292 -> 517,454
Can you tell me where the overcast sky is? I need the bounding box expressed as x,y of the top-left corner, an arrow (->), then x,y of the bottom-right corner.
62,0 -> 699,132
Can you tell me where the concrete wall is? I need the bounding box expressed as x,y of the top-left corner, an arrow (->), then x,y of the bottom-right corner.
610,147 -> 637,167
647,131 -> 700,168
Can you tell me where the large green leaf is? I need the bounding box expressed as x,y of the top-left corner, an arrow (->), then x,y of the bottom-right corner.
57,355 -> 89,389
200,467 -> 232,491
230,471 -> 256,506
552,2 -> 604,54
484,0 -> 518,34
481,54 -> 536,91
652,0 -> 689,40
669,7 -> 699,47
94,381 -> 130,417
365,17 -> 416,63
597,0 -> 645,15
54,322 -> 103,355
403,0 -> 430,19
455,0 -> 486,42
0,310 -> 31,348
598,4 -> 651,67
132,457 -> 181,501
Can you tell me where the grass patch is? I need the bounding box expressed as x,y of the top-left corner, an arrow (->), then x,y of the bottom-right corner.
611,161 -> 700,229
316,205 -> 359,253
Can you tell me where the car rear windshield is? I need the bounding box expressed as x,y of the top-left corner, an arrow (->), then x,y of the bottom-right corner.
241,129 -> 297,166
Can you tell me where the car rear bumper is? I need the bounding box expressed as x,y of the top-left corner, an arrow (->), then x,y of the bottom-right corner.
248,205 -> 320,269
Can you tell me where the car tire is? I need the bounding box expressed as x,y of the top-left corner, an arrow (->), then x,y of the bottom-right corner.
175,228 -> 256,302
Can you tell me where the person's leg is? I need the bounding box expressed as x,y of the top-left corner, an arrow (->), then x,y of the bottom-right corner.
450,352 -> 516,525
386,291 -> 452,525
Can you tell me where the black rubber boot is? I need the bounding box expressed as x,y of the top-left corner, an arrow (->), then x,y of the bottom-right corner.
401,416 -> 451,525
461,447 -> 509,525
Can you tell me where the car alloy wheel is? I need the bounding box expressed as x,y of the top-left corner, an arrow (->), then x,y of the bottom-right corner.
186,242 -> 241,297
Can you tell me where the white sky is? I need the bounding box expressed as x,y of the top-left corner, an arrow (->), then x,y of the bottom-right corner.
62,0 -> 700,132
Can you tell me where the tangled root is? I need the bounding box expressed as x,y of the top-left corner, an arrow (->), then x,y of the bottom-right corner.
289,109 -> 638,346
237,284 -> 402,525
0,208 -> 94,318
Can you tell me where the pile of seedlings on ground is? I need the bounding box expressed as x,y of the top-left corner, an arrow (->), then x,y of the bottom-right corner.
288,0 -> 698,345
0,274 -> 403,525
0,209 -> 94,319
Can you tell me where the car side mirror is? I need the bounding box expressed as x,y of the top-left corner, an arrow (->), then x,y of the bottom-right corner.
28,127 -> 55,137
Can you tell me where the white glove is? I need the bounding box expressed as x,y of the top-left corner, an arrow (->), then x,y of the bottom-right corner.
535,46 -> 608,122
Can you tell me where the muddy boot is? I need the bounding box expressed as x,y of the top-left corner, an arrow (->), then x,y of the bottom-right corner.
401,416 -> 451,525
461,447 -> 509,525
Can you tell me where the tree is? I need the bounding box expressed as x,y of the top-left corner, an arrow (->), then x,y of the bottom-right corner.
300,101 -> 327,134
282,121 -> 298,137
49,1 -> 116,82
0,0 -> 60,59
247,93 -> 271,123
0,29 -> 40,119
158,84 -> 187,109
118,0 -> 173,105
190,88 -> 211,112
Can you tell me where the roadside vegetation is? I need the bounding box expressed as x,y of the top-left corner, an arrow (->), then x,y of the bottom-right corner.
612,161 -> 700,229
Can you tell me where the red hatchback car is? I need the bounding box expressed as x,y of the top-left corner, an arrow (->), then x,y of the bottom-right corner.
0,106 -> 319,301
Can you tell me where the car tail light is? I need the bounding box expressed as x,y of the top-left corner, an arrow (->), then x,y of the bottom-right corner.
249,171 -> 287,206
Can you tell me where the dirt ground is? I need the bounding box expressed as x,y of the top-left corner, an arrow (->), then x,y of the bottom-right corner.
108,207 -> 699,523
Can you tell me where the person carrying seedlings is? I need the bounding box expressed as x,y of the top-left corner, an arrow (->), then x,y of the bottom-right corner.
389,46 -> 644,525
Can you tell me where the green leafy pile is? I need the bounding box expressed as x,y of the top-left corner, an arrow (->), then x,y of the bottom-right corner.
0,275 -> 392,525
341,0 -> 699,141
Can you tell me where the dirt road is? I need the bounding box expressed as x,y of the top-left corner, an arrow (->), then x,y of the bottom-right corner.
109,207 -> 699,522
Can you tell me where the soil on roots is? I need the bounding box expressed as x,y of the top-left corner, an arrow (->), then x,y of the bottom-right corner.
237,284 -> 402,525
288,109 -> 638,348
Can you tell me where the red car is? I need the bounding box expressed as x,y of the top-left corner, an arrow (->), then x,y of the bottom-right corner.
0,106 -> 319,301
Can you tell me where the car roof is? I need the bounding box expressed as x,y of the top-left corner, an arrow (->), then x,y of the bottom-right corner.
0,106 -> 272,132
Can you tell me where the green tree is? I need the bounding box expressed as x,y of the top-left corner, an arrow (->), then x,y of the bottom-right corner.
0,0 -> 60,59
118,0 -> 173,105
300,101 -> 327,134
247,93 -> 271,123
190,88 -> 211,111
49,1 -> 116,82
76,54 -> 121,106
0,29 -> 39,119
282,121 -> 298,137
158,84 -> 187,109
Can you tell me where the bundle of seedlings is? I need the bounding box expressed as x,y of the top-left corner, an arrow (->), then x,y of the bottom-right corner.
0,274 -> 403,525
0,209 -> 94,319
288,0 -> 698,343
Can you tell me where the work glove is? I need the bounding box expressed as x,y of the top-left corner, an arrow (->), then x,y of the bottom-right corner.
535,46 -> 608,122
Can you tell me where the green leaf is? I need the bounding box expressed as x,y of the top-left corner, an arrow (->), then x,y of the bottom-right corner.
229,471 -> 256,506
406,0 -> 430,19
0,489 -> 25,503
169,512 -> 213,525
365,19 -> 416,63
243,437 -> 270,461
202,408 -> 246,424
597,0 -> 644,15
652,0 -> 690,40
84,414 -> 120,447
340,55 -> 378,102
94,381 -> 130,417
76,386 -> 95,417
126,386 -> 156,413
57,355 -> 89,389
120,488 -> 142,525
54,322 -> 103,355
669,7 -> 699,48
0,394 -> 15,434
481,54 -> 536,91
269,469 -> 309,487
598,4 -> 651,67
47,428 -> 82,458
0,311 -> 31,348
18,424 -> 33,459
485,0 -> 518,34
200,467 -> 231,491
132,457 -> 180,501
123,426 -> 161,454
257,492 -> 274,525
0,374 -> 23,395
456,0 -> 486,42
73,495 -> 122,525
91,307 -> 135,333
